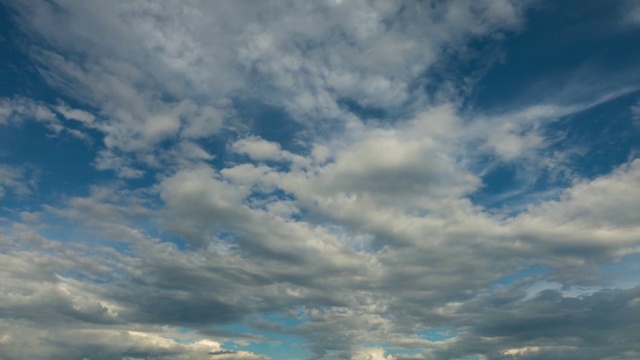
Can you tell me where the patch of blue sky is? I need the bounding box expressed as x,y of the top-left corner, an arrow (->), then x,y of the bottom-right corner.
140,229 -> 192,251
469,166 -> 571,216
491,264 -> 548,289
464,2 -> 640,216
245,188 -> 296,207
0,9 -> 57,101
601,254 -> 640,288
0,121 -> 103,203
220,320 -> 310,360
469,163 -> 534,211
260,312 -> 305,328
177,327 -> 191,334
138,222 -> 238,252
470,89 -> 640,213
470,1 -> 640,111
0,6 -> 108,197
542,90 -> 640,177
417,327 -> 458,342
337,98 -> 388,122
232,99 -> 306,153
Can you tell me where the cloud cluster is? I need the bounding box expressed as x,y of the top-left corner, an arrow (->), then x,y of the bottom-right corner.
3,121 -> 636,359
6,0 -> 533,175
1,1 -> 639,359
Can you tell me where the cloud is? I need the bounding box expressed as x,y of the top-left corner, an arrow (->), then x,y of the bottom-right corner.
54,103 -> 96,123
0,96 -> 98,143
434,286 -> 640,360
66,106 -> 640,358
510,159 -> 640,268
5,0 -> 536,178
621,0 -> 640,26
351,347 -> 396,360
1,1 -> 639,359
2,153 -> 640,360
231,136 -> 294,162
0,223 -> 273,360
0,164 -> 38,200
0,96 -> 61,132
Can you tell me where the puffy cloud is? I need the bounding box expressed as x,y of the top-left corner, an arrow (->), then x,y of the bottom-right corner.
351,347 -> 396,360
4,0 -> 536,178
2,152 -> 640,360
1,1 -> 639,359
231,136 -> 293,162
510,159 -> 640,268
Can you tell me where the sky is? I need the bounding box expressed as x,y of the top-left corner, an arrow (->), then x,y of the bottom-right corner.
0,1 -> 639,359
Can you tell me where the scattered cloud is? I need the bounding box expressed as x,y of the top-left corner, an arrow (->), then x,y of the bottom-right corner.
0,1 -> 638,359
0,164 -> 37,199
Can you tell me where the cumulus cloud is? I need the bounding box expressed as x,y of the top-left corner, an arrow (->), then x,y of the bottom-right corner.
511,159 -> 640,266
1,1 -> 639,359
351,347 -> 396,360
230,136 -> 305,165
4,0 -> 537,177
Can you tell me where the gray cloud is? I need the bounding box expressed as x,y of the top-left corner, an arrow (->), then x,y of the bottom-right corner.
1,1 -> 639,359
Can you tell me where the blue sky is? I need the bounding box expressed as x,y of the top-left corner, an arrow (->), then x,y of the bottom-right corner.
0,1 -> 639,360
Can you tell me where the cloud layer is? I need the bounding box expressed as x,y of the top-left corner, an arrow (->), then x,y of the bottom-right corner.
0,1 -> 639,359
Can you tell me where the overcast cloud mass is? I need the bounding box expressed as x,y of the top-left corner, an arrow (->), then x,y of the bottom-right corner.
0,1 -> 639,359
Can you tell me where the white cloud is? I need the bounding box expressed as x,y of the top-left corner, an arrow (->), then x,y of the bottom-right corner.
351,347 -> 396,360
231,136 -> 288,162
55,103 -> 95,123
4,0 -> 537,178
508,159 -> 640,270
2,1 -> 639,359
0,97 -> 60,133
0,97 -> 101,141
473,88 -> 640,164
